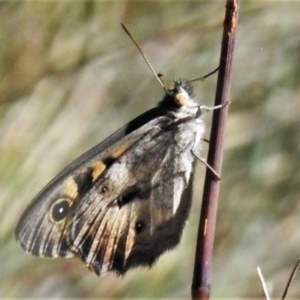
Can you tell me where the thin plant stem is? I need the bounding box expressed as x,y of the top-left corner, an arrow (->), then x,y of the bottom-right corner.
281,259 -> 300,300
191,1 -> 240,299
257,266 -> 272,300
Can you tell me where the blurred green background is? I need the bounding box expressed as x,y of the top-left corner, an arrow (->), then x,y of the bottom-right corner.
1,1 -> 300,298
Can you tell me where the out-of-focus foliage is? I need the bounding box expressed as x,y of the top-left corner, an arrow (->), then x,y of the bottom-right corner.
1,1 -> 300,298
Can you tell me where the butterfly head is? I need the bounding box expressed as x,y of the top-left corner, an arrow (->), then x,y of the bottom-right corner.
158,79 -> 201,119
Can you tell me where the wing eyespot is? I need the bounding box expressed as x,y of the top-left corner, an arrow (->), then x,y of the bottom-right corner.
49,198 -> 71,223
100,186 -> 108,194
135,221 -> 145,234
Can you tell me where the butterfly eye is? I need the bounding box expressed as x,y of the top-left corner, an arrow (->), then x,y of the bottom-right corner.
174,92 -> 188,106
49,198 -> 71,223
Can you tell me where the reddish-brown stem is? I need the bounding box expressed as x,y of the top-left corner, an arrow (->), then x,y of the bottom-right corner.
281,259 -> 300,300
191,1 -> 240,299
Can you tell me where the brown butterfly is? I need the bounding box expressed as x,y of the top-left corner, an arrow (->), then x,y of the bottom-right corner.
15,25 -> 224,276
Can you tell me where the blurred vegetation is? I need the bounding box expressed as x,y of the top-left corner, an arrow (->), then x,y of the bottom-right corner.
1,1 -> 300,298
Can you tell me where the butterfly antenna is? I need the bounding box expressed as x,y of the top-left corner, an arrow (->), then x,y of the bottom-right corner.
189,66 -> 220,82
121,23 -> 169,94
157,73 -> 168,91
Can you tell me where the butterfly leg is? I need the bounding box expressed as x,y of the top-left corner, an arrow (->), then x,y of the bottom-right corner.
200,101 -> 230,113
202,138 -> 210,144
192,150 -> 220,180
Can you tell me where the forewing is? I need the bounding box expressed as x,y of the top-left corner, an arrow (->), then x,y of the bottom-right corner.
15,111 -> 169,259
15,107 -> 197,275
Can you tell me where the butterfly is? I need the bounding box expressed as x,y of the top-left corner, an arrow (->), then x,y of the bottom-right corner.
15,24 -> 225,276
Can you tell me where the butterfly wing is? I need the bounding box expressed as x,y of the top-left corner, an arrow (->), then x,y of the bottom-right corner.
16,104 -> 200,275
70,120 -> 197,275
15,107 -> 167,258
